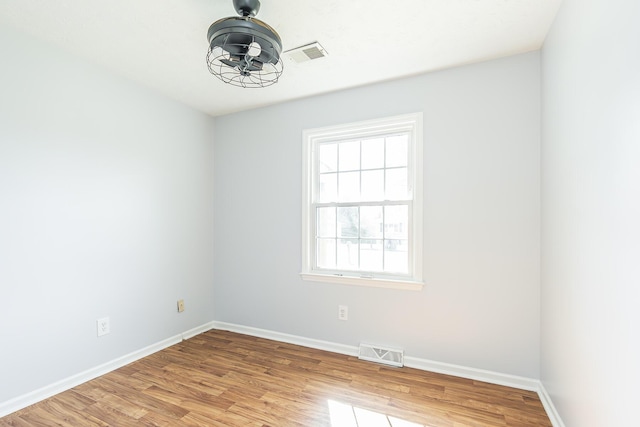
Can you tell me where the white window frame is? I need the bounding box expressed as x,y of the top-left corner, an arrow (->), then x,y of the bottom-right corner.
301,113 -> 424,290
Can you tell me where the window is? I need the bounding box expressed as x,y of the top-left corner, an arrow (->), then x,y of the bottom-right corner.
301,113 -> 423,290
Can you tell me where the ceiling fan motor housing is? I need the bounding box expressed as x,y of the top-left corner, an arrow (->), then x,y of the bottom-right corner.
207,17 -> 282,66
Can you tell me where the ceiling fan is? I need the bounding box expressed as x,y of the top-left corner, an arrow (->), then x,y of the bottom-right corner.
206,0 -> 283,88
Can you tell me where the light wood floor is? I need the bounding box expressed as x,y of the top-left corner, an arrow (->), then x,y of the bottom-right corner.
0,330 -> 551,426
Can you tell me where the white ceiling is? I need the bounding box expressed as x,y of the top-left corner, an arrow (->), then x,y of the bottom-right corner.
0,0 -> 562,117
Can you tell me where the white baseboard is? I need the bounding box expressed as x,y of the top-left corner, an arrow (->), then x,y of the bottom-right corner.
537,382 -> 566,427
212,321 -> 566,427
0,321 -> 216,418
182,321 -> 216,340
212,321 -> 538,389
211,321 -> 358,357
403,356 -> 540,391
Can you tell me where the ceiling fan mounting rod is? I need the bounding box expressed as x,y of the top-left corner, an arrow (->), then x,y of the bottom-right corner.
233,0 -> 261,17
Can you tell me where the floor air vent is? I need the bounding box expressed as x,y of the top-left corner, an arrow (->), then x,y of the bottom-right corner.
358,344 -> 404,367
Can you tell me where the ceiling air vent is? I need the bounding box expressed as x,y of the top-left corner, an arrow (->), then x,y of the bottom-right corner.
285,42 -> 327,63
358,343 -> 404,367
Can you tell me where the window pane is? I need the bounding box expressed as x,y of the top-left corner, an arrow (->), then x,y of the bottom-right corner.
360,170 -> 384,201
339,141 -> 360,171
337,207 -> 358,238
384,205 -> 409,274
384,239 -> 408,273
360,206 -> 383,238
319,173 -> 338,203
319,143 -> 337,173
384,205 -> 408,239
360,239 -> 383,272
317,238 -> 336,269
386,135 -> 408,167
338,171 -> 360,202
385,167 -> 408,199
337,238 -> 358,269
361,138 -> 384,170
317,207 -> 336,238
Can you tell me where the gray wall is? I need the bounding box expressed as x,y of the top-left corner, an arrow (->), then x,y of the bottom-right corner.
0,24 -> 215,403
541,0 -> 640,425
213,52 -> 541,378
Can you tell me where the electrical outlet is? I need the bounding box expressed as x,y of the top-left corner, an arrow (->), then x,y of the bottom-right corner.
177,299 -> 185,313
97,317 -> 110,337
338,305 -> 348,321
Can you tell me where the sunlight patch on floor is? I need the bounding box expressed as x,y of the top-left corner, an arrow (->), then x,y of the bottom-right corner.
327,399 -> 425,427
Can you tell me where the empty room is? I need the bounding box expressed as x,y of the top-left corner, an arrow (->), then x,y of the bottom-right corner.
0,0 -> 638,426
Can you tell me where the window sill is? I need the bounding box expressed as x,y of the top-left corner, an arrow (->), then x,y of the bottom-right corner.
300,273 -> 424,291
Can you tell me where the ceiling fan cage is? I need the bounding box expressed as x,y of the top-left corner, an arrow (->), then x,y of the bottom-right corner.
206,12 -> 283,88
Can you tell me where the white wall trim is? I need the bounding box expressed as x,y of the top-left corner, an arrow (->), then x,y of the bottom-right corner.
538,382 -> 566,427
213,321 -> 538,389
212,321 -> 566,427
403,356 -> 540,391
0,321 -> 215,418
212,321 -> 358,357
182,321 -> 216,340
